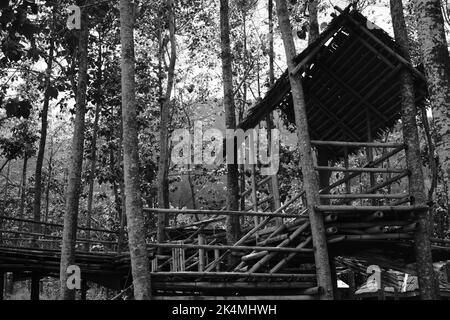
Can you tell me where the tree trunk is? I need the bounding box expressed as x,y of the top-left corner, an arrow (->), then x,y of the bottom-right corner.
119,0 -> 152,300
18,152 -> 28,219
414,0 -> 450,201
32,7 -> 55,238
268,0 -> 275,85
390,0 -> 439,300
59,4 -> 90,300
308,0 -> 320,43
274,0 -> 333,299
85,38 -> 103,251
220,0 -> 241,253
44,137 -> 54,227
157,0 -> 176,244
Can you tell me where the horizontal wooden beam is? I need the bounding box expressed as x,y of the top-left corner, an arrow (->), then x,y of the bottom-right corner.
0,215 -> 118,234
315,166 -> 405,173
147,242 -> 313,254
152,281 -> 317,291
320,145 -> 405,193
150,271 -> 317,279
328,233 -> 413,241
144,208 -> 304,219
153,295 -> 317,301
315,205 -> 428,213
319,193 -> 408,200
311,140 -> 404,148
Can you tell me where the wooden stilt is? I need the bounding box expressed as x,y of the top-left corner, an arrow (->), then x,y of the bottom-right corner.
81,280 -> 88,300
198,234 -> 205,272
30,272 -> 40,301
347,270 -> 356,300
0,272 -> 4,300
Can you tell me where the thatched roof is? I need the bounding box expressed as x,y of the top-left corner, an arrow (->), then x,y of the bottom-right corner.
238,7 -> 427,159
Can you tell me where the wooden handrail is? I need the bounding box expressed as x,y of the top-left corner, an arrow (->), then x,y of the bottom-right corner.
311,140 -> 404,148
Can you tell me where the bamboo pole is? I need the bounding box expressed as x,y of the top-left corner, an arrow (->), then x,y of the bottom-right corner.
250,164 -> 259,231
257,234 -> 288,246
0,215 -> 118,234
242,251 -> 268,262
235,216 -> 307,271
150,271 -> 317,279
152,281 -> 317,290
239,176 -> 271,198
311,140 -> 404,148
315,166 -> 405,173
324,214 -> 338,223
198,234 -> 205,272
270,236 -> 312,273
153,295 -> 316,300
315,205 -> 428,213
334,6 -> 426,81
149,242 -> 312,254
145,208 -> 302,218
320,145 -> 405,193
320,193 -> 407,199
204,193 -> 305,272
248,222 -> 310,273
328,233 -> 413,241
214,249 -> 220,271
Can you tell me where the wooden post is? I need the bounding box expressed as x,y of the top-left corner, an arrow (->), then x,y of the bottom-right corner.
30,272 -> 40,301
250,164 -> 259,229
317,149 -> 331,204
214,249 -> 220,272
81,280 -> 88,300
151,257 -> 158,272
198,234 -> 205,271
266,113 -> 282,225
0,272 -> 4,301
366,109 -> 376,206
344,147 -> 351,198
347,270 -> 356,300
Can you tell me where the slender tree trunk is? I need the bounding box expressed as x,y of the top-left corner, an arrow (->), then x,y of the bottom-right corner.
274,0 -> 333,299
308,0 -> 320,43
414,0 -> 450,201
268,0 -> 275,85
157,0 -> 176,244
390,0 -> 439,300
421,109 -> 438,201
85,38 -> 103,250
59,4 -> 90,300
119,0 -> 152,300
220,0 -> 241,253
18,153 -> 28,219
32,7 -> 55,237
44,137 -> 54,227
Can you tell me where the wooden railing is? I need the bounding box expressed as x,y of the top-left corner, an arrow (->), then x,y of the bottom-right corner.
312,140 -> 410,206
0,215 -> 121,252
